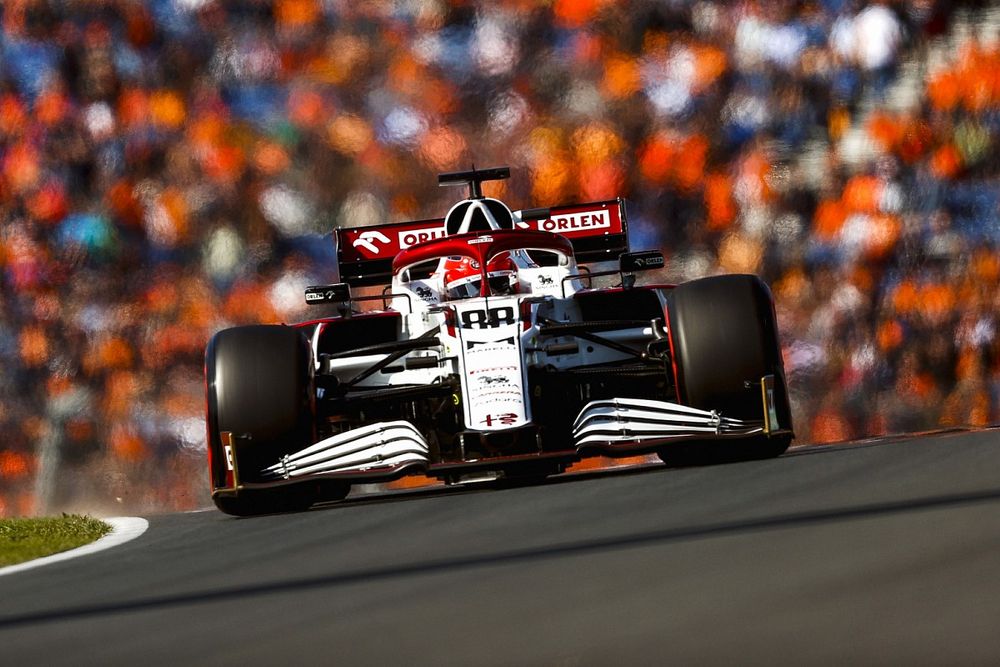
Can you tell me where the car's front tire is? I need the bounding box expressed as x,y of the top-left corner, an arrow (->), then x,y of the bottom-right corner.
660,274 -> 792,464
205,325 -> 321,515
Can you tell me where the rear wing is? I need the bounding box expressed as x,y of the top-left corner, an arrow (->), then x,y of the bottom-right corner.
337,199 -> 629,287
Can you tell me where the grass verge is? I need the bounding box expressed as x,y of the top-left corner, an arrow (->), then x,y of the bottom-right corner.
0,515 -> 111,567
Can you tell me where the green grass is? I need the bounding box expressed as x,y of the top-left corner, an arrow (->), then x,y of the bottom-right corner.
0,515 -> 111,567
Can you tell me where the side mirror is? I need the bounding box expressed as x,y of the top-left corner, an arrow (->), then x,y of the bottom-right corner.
619,250 -> 664,273
304,283 -> 351,305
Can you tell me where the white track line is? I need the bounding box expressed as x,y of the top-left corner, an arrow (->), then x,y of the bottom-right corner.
0,517 -> 149,577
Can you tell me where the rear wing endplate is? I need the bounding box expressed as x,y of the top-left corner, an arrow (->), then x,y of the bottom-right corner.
336,199 -> 629,287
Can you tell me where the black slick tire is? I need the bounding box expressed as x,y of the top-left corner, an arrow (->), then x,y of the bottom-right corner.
205,325 -> 319,515
661,274 -> 792,464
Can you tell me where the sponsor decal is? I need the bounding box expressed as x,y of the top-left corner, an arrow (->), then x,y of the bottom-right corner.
536,275 -> 554,286
304,284 -> 351,304
415,286 -> 436,301
620,250 -> 665,271
537,209 -> 610,233
399,227 -> 446,248
305,289 -> 339,303
476,395 -> 524,404
352,230 -> 391,255
224,445 -> 235,471
640,255 -> 664,268
467,235 -> 493,244
467,337 -> 515,349
480,413 -> 519,427
478,375 -> 510,385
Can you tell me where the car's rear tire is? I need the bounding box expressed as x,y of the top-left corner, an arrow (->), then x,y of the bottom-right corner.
660,274 -> 792,465
205,325 -> 323,515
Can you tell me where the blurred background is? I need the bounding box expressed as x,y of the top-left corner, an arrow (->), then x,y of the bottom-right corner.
2,0 -> 1000,516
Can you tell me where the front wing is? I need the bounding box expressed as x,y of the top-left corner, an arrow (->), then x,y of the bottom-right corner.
211,376 -> 789,498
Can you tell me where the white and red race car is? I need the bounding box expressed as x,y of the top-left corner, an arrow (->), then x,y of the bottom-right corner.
205,167 -> 793,515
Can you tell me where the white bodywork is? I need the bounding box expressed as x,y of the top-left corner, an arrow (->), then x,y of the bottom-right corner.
262,421 -> 429,479
252,196 -> 773,482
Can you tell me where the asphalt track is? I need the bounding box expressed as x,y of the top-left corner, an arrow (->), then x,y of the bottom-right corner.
2,430 -> 1000,665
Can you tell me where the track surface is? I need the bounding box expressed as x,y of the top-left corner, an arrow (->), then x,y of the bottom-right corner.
2,430 -> 1000,665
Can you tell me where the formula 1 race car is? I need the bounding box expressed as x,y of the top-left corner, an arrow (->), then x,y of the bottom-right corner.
205,167 -> 793,515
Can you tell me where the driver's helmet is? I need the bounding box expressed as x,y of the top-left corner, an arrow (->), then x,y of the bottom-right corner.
442,253 -> 519,300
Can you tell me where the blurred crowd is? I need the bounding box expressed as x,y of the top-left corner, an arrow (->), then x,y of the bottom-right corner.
2,0 -> 1000,516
